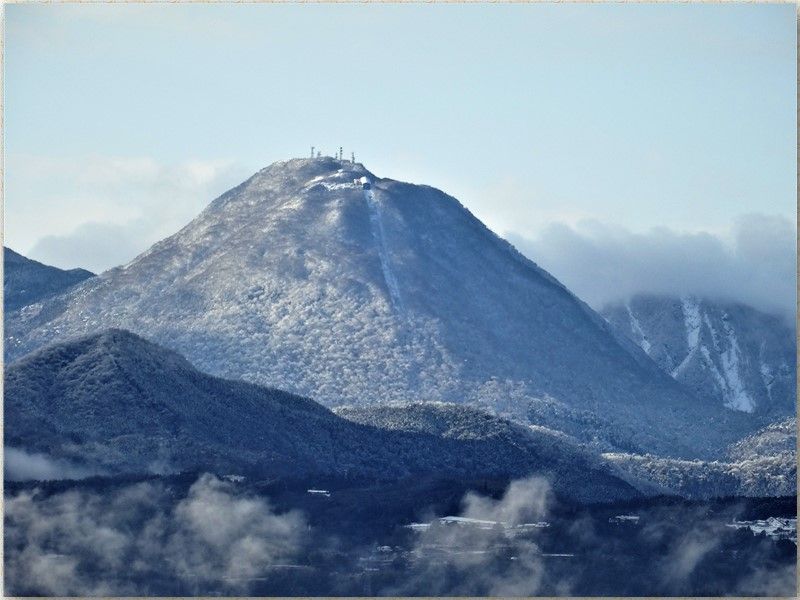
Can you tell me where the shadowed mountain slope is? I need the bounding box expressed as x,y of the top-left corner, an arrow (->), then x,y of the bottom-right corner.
4,329 -> 639,502
4,247 -> 94,312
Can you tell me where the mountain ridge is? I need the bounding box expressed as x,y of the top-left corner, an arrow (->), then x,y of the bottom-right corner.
4,328 -> 639,502
5,158 -> 754,459
3,247 -> 94,312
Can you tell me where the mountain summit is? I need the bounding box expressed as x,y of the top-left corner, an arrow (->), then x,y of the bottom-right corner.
5,158 -> 753,458
3,247 -> 94,312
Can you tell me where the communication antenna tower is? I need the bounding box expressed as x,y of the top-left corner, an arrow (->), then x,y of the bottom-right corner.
351,152 -> 355,163
311,146 -> 315,158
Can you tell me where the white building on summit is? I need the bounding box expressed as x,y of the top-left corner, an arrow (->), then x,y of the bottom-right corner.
354,176 -> 370,190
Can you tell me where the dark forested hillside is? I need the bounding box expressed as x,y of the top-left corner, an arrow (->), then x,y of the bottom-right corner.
4,329 -> 637,503
4,247 -> 94,312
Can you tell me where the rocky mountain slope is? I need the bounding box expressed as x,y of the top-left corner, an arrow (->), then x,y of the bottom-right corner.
4,158 -> 752,459
4,329 -> 639,502
3,247 -> 93,312
601,294 -> 795,417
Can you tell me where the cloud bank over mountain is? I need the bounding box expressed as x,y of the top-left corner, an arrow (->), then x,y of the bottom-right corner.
7,155 -> 250,273
507,213 -> 795,323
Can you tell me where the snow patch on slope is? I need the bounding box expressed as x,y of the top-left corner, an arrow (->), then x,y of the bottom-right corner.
759,345 -> 775,404
700,346 -> 729,400
364,187 -> 404,314
718,320 -> 755,413
625,302 -> 651,353
671,296 -> 702,377
683,296 -> 702,349
680,298 -> 755,412
602,293 -> 795,417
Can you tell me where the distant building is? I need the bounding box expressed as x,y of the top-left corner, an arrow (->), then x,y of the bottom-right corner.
609,515 -> 640,524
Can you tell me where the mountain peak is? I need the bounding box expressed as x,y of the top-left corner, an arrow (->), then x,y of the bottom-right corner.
10,328 -> 195,384
85,327 -> 172,354
4,247 -> 95,312
198,156 -> 378,220
259,156 -> 372,177
245,156 -> 375,194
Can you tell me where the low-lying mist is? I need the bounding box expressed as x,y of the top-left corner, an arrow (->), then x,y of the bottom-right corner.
4,473 -> 795,596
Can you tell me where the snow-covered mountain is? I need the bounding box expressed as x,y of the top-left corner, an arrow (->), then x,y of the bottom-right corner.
5,158 -> 752,459
601,294 -> 795,417
727,417 -> 796,462
4,329 -> 639,502
603,450 -> 796,500
3,247 -> 94,312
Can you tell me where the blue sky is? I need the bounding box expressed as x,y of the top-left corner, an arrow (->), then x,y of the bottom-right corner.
4,3 -> 796,315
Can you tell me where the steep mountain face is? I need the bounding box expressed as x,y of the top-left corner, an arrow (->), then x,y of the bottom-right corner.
3,247 -> 93,312
5,158 -> 751,459
3,329 -> 639,502
601,294 -> 795,417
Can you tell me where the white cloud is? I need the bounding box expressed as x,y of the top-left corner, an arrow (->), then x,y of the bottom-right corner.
4,447 -> 104,482
4,474 -> 308,596
506,213 -> 796,322
395,476 -> 554,596
460,476 -> 552,526
166,474 -> 307,586
5,154 -> 252,272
